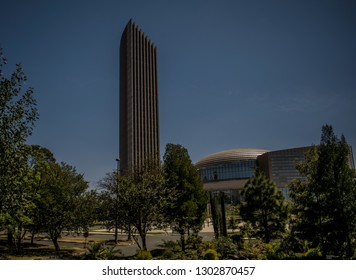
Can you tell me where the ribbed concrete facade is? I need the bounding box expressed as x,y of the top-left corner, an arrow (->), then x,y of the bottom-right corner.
120,20 -> 159,172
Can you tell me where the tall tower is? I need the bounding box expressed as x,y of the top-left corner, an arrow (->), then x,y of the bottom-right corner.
119,20 -> 159,172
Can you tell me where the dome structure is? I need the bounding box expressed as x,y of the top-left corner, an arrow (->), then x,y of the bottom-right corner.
194,148 -> 270,195
194,145 -> 354,202
195,148 -> 270,168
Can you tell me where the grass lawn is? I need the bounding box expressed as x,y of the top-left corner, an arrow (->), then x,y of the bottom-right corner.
0,231 -> 137,260
0,241 -> 86,260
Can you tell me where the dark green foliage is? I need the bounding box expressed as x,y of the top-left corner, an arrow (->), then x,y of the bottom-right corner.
118,159 -> 168,250
0,49 -> 38,147
240,169 -> 287,243
230,232 -> 244,249
37,162 -> 92,251
209,192 -> 230,238
19,146 -> 97,251
0,51 -> 95,252
236,239 -> 265,260
228,216 -> 237,231
23,145 -> 56,245
97,171 -> 132,242
0,49 -> 39,247
158,240 -> 182,259
85,242 -> 121,260
213,236 -> 238,259
186,234 -> 203,250
157,234 -> 212,260
163,144 -> 208,251
290,124 -> 356,258
98,158 -> 169,251
263,242 -> 283,260
303,247 -> 323,260
203,248 -> 219,260
209,192 -> 222,238
135,249 -> 153,260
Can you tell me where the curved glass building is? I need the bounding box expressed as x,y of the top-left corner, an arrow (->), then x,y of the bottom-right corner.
195,148 -> 270,203
196,146 -> 354,203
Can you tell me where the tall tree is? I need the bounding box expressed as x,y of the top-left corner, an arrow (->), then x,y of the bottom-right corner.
38,162 -> 91,251
0,49 -> 39,246
290,124 -> 356,258
163,143 -> 208,251
97,171 -> 133,242
115,158 -> 168,250
240,168 -> 287,243
24,145 -> 56,242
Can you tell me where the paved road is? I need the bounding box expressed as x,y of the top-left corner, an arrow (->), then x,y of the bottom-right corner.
113,232 -> 215,257
4,231 -> 215,258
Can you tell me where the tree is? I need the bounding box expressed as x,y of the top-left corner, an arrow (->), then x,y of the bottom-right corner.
163,143 -> 208,251
97,171 -> 133,242
240,168 -> 287,243
289,124 -> 356,258
0,49 -> 39,247
37,162 -> 92,251
0,156 -> 37,250
72,189 -> 99,233
116,158 -> 168,250
24,145 -> 56,244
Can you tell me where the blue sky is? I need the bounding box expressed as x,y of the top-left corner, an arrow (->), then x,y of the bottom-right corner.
1,0 -> 355,186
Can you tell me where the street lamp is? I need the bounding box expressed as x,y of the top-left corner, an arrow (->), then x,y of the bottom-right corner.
114,158 -> 120,243
116,158 -> 120,175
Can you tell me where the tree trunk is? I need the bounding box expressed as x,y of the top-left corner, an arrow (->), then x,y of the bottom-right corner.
7,230 -> 14,246
127,227 -> 132,241
220,192 -> 227,237
16,225 -> 22,252
343,220 -> 352,258
141,234 -> 147,251
138,226 -> 147,250
114,218 -> 118,243
263,213 -> 270,243
31,231 -> 35,245
180,233 -> 186,252
52,237 -> 60,251
209,193 -> 220,239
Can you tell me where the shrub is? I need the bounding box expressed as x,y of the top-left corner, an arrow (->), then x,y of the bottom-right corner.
202,241 -> 216,250
159,240 -> 181,259
182,249 -> 199,260
203,249 -> 219,260
186,235 -> 203,250
135,249 -> 153,260
161,248 -> 175,259
214,237 -> 238,259
85,242 -> 120,260
230,233 -> 244,248
158,238 -> 222,260
264,243 -> 280,260
304,247 -> 322,259
160,240 -> 181,251
237,239 -> 265,260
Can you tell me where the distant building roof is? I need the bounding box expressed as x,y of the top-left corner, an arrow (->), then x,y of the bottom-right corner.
195,148 -> 270,168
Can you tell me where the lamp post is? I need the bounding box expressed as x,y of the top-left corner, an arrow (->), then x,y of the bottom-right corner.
116,158 -> 120,176
114,158 -> 120,243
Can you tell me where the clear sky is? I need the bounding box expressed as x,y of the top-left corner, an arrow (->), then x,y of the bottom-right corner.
1,0 -> 355,187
